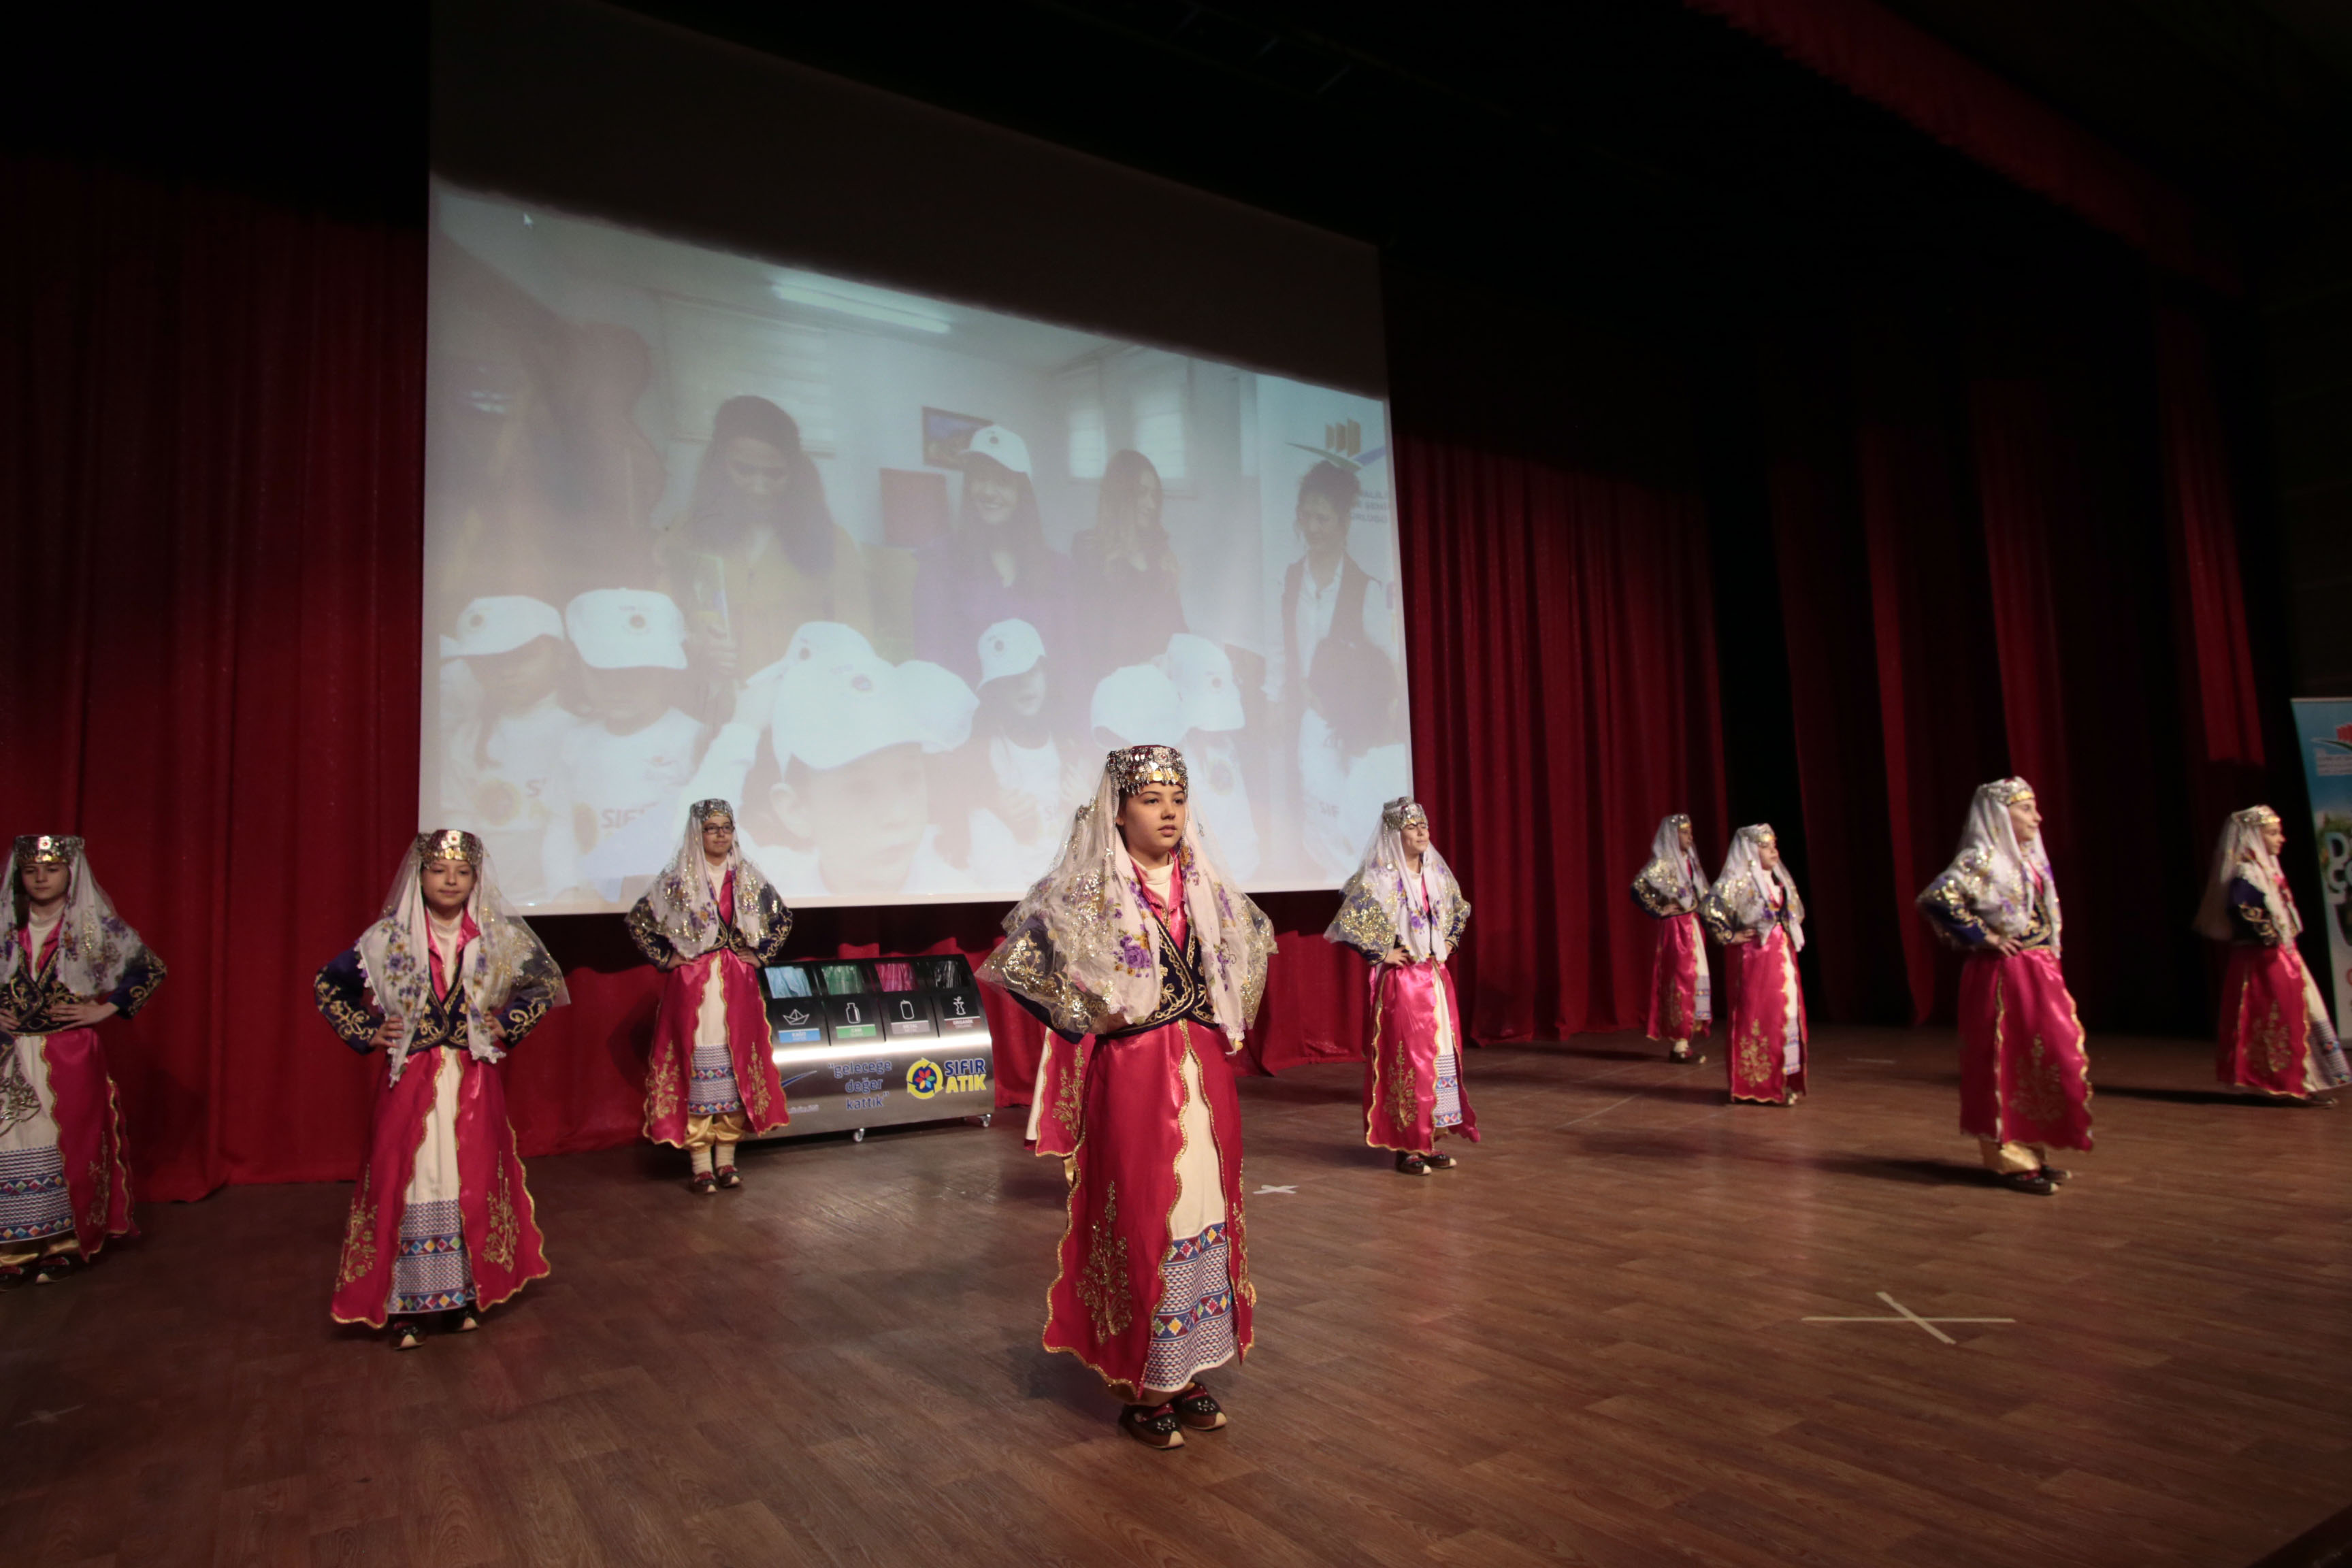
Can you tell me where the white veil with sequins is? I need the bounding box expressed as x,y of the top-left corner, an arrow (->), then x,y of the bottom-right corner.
0,838 -> 148,998
980,751 -> 1272,1042
355,834 -> 568,1083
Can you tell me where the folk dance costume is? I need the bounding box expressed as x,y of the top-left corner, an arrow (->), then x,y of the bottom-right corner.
2195,806 -> 2349,1104
1325,798 -> 1475,1172
1629,814 -> 1712,1063
0,836 -> 163,1284
979,745 -> 1275,1448
626,800 -> 794,1190
1699,825 -> 1808,1104
315,830 -> 566,1341
1916,779 -> 2091,1192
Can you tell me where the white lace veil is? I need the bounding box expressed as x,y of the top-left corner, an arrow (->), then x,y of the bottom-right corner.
1712,824 -> 1806,951
1,836 -> 146,997
1942,777 -> 2059,945
980,747 -> 1273,1040
1326,799 -> 1467,963
641,798 -> 777,960
355,830 -> 569,1083
1640,814 -> 1708,905
2194,806 -> 2293,943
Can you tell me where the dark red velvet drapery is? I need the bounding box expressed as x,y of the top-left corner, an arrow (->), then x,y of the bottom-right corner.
1,157 -> 429,1198
1389,438 -> 1728,1044
1754,269 -> 2269,1030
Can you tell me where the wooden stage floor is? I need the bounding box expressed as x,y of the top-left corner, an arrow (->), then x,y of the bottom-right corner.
3,1026 -> 2348,1568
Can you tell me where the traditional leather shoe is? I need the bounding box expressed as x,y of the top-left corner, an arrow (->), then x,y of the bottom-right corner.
1118,1402 -> 1186,1450
0,1263 -> 27,1288
689,1171 -> 719,1196
715,1165 -> 744,1190
1172,1384 -> 1228,1431
33,1254 -> 74,1284
1998,1169 -> 2056,1196
1423,1149 -> 1459,1171
453,1307 -> 480,1333
1394,1153 -> 1431,1177
2038,1166 -> 2072,1185
391,1319 -> 426,1351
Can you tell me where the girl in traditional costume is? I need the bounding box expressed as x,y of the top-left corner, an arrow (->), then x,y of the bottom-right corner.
315,830 -> 568,1346
0,835 -> 164,1285
1326,798 -> 1475,1174
1629,813 -> 1711,1064
1700,824 -> 1807,1105
2195,805 -> 2349,1105
627,798 -> 795,1191
1916,779 -> 2091,1194
979,745 -> 1275,1450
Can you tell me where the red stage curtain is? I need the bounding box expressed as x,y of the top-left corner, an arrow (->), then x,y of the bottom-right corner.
1752,270 -> 2254,1030
0,157 -> 429,1198
2155,295 -> 2268,832
1850,315 -> 2008,1023
1385,436 -> 1729,1046
1758,318 -> 1912,1023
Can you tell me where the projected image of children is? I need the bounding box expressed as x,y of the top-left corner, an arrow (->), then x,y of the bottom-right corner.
953,619 -> 1092,891
425,181 -> 1403,908
1090,664 -> 1186,754
554,589 -> 710,900
1168,633 -> 1261,881
753,648 -> 977,898
438,595 -> 583,906
664,395 -> 877,682
911,426 -> 1068,688
1071,449 -> 1186,672
1268,460 -> 1403,878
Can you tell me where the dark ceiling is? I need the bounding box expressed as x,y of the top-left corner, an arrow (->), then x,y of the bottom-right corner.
5,0 -> 2344,303
605,0 -> 2351,297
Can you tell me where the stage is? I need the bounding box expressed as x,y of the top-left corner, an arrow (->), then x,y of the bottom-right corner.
3,1025 -> 2346,1568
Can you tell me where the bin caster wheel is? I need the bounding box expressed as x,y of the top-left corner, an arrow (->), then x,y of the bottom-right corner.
853,1128 -> 866,1144
980,1113 -> 993,1128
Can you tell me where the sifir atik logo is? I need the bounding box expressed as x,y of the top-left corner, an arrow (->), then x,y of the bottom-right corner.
904,1056 -> 989,1100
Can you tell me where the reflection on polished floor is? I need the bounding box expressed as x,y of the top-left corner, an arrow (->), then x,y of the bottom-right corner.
3,1026 -> 2347,1568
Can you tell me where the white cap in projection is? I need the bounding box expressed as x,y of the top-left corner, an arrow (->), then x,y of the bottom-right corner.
779,621 -> 877,676
448,595 -> 564,657
962,424 -> 1032,476
1090,664 -> 1186,747
1165,632 -> 1245,734
772,651 -> 977,772
977,619 -> 1046,685
564,589 -> 689,670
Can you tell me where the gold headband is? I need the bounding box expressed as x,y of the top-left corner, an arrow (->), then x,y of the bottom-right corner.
1382,798 -> 1427,831
691,798 -> 736,828
415,829 -> 485,866
1984,778 -> 2036,806
13,834 -> 81,867
1107,745 -> 1186,796
2236,805 -> 2280,829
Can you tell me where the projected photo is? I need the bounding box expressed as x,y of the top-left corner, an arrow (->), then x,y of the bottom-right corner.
424,179 -> 1406,909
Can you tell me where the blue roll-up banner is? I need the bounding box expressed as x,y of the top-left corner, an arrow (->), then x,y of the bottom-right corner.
2290,698 -> 2352,1037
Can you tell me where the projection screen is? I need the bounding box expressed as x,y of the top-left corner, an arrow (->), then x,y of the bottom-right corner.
423,178 -> 1407,910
